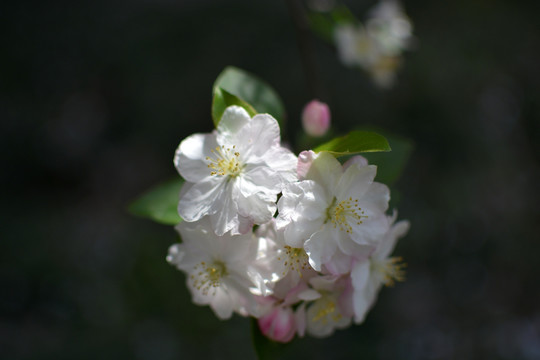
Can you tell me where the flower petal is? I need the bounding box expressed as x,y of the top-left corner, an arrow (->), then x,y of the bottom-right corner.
174,133 -> 219,182
178,180 -> 225,222
304,227 -> 338,271
216,106 -> 251,141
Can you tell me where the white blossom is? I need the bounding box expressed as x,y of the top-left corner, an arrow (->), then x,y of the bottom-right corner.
277,152 -> 390,271
167,218 -> 272,319
304,275 -> 353,337
174,106 -> 297,236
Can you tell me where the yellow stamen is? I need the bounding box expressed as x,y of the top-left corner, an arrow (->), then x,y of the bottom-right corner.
205,145 -> 242,177
327,197 -> 368,233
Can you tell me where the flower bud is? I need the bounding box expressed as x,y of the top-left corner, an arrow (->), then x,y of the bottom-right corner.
301,100 -> 331,137
258,306 -> 296,343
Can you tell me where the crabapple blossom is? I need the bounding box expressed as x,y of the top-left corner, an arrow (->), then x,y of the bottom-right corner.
167,218 -> 272,319
304,275 -> 354,337
333,0 -> 413,88
277,152 -> 390,271
174,105 -> 297,236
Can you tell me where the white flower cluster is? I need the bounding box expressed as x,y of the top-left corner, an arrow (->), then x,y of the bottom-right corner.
167,105 -> 409,342
334,0 -> 414,88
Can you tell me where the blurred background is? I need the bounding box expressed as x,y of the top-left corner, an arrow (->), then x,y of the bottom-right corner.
2,0 -> 540,359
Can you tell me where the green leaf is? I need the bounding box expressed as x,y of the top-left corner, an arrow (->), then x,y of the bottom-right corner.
314,130 -> 391,156
212,66 -> 286,127
307,12 -> 335,43
362,134 -> 414,186
330,5 -> 358,25
212,87 -> 257,127
250,318 -> 289,360
128,178 -> 184,225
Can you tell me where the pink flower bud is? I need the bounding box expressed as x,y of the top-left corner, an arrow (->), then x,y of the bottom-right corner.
258,306 -> 296,343
301,100 -> 331,137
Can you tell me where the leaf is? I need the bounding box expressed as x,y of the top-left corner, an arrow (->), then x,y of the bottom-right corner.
314,130 -> 391,156
307,12 -> 335,43
330,5 -> 358,25
212,67 -> 286,127
250,318 -> 289,360
362,134 -> 414,186
212,87 -> 257,127
128,178 -> 184,225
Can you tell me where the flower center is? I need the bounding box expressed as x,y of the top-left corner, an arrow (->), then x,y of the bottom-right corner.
326,197 -> 368,234
206,145 -> 242,177
311,297 -> 342,324
277,246 -> 310,277
372,256 -> 406,287
190,260 -> 228,296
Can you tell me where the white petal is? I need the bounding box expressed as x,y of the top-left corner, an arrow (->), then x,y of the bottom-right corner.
236,191 -> 277,225
239,165 -> 282,196
336,164 -> 377,201
216,106 -> 251,140
276,181 -> 328,248
351,261 -> 372,323
263,146 -> 298,184
297,150 -> 318,180
304,227 -> 338,271
208,183 -> 242,236
174,133 -> 219,182
209,288 -> 235,320
240,114 -> 281,157
359,182 -> 390,213
342,155 -> 368,170
305,152 -> 342,192
178,180 -> 225,222
375,219 -> 410,259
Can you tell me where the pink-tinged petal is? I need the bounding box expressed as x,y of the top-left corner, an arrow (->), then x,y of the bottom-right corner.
216,106 -> 251,141
305,152 -> 342,191
237,215 -> 255,235
258,306 -> 296,343
178,180 -> 225,222
297,150 -> 318,180
323,248 -> 353,275
342,155 -> 368,170
174,133 -> 219,182
304,227 -> 338,271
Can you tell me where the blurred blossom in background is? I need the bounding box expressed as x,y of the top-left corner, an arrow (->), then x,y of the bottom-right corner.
1,0 -> 540,359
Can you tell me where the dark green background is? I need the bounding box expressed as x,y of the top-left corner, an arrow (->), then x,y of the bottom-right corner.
2,0 -> 539,359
